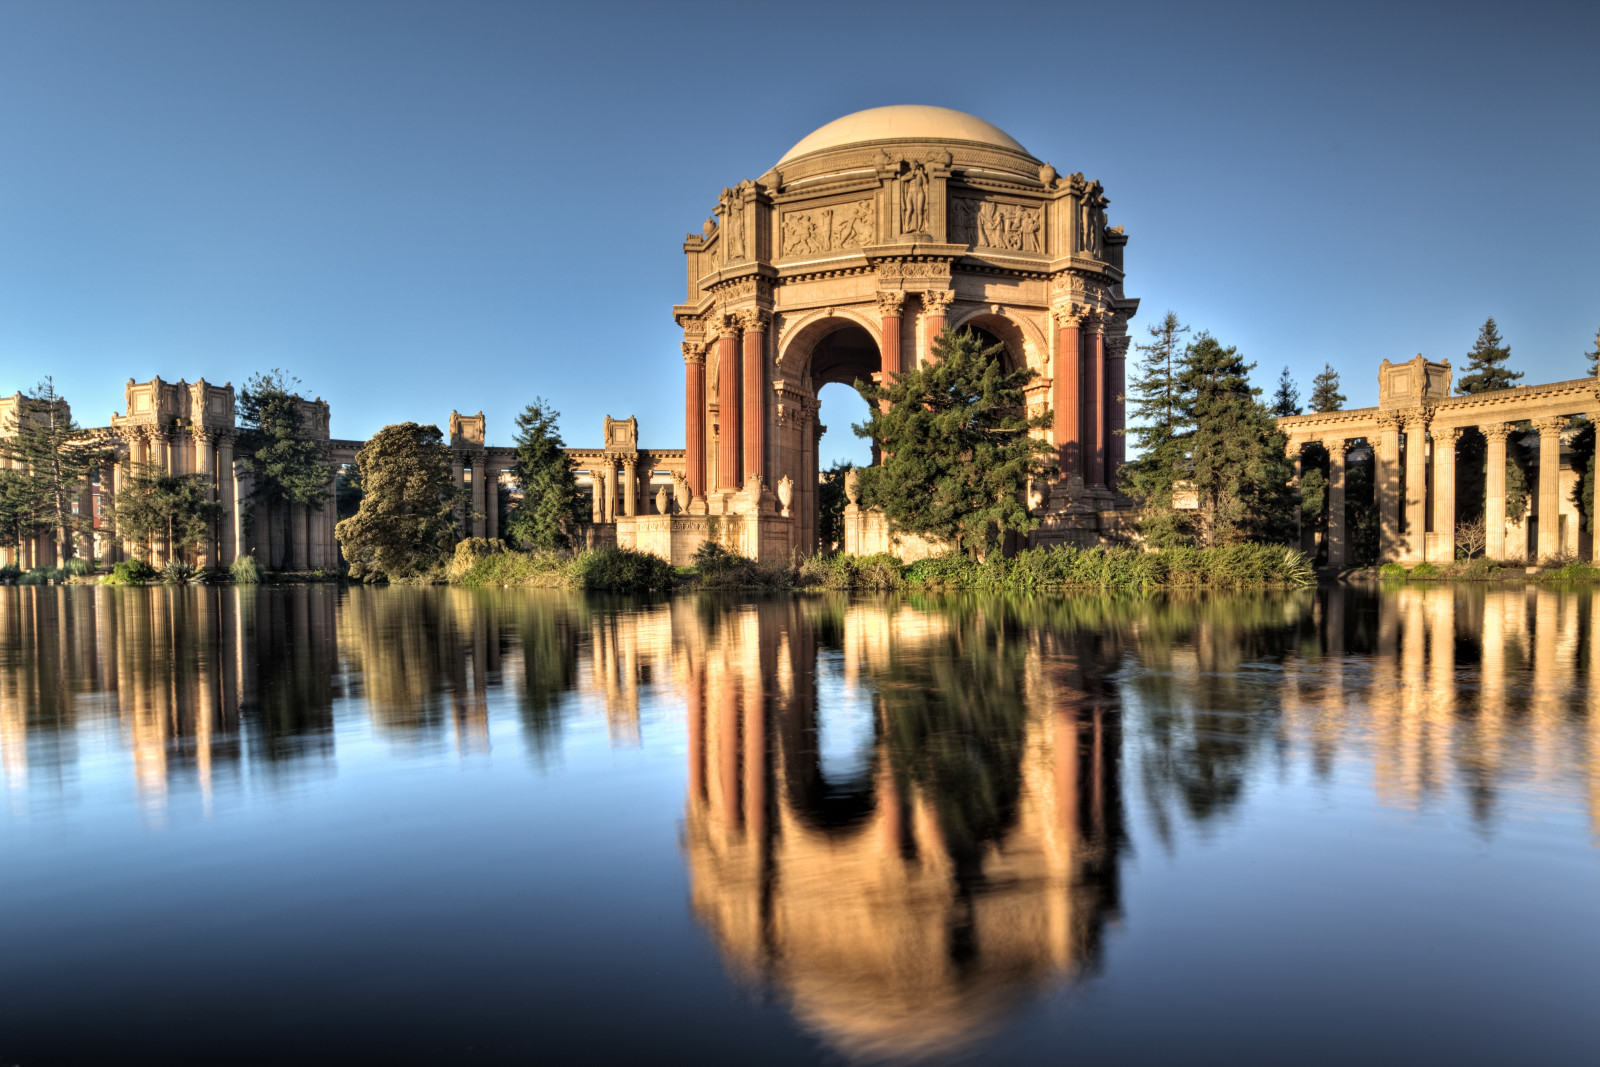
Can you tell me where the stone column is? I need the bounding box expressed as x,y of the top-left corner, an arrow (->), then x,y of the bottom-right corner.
1287,440 -> 1305,546
76,475 -> 94,565
603,458 -> 618,524
716,321 -> 742,491
684,343 -> 706,501
877,293 -> 904,385
1432,427 -> 1460,563
149,432 -> 170,567
1534,416 -> 1566,560
622,458 -> 637,517
1481,423 -> 1509,559
590,467 -> 604,523
194,430 -> 215,569
1592,415 -> 1600,564
1326,439 -> 1348,566
1052,305 -> 1083,482
1105,330 -> 1128,487
1084,314 -> 1105,487
102,459 -> 120,566
485,460 -> 499,541
922,290 -> 954,365
216,433 -> 235,565
1403,413 -> 1429,564
292,503 -> 309,571
232,461 -> 250,567
451,453 -> 465,536
740,309 -> 767,489
1375,414 -> 1402,564
471,457 -> 487,538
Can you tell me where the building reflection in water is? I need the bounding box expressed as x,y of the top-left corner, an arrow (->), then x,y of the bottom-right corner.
680,598 -> 1126,1060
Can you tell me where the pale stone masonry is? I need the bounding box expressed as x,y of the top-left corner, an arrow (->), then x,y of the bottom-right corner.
1277,355 -> 1599,565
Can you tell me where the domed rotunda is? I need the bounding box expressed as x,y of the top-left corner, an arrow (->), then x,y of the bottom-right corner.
647,106 -> 1138,562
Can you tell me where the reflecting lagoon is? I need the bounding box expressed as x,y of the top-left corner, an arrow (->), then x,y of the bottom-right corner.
2,584 -> 1599,1065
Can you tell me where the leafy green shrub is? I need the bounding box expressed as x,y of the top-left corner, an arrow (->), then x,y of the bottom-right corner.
63,557 -> 94,576
1445,556 -> 1503,581
0,564 -> 20,584
162,559 -> 197,585
1408,561 -> 1440,580
18,567 -> 60,585
905,552 -> 980,588
1539,561 -> 1600,584
1378,562 -> 1408,581
110,559 -> 157,585
230,553 -> 265,585
579,547 -> 674,593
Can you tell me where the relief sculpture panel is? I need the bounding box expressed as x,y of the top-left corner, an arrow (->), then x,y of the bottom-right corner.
780,199 -> 875,257
951,197 -> 1043,253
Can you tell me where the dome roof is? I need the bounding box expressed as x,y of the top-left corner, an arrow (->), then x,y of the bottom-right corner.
778,105 -> 1029,164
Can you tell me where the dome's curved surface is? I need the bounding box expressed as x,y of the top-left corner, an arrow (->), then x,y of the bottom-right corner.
778,105 -> 1029,164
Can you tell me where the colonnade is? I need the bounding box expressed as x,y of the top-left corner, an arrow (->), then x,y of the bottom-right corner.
1050,305 -> 1127,488
683,307 -> 771,501
450,452 -> 500,540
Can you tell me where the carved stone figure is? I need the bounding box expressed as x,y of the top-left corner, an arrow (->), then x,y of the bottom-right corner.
843,467 -> 860,506
777,474 -> 793,517
783,200 -> 873,257
671,470 -> 691,512
1079,180 -> 1107,258
719,188 -> 745,262
655,485 -> 669,515
898,161 -> 929,235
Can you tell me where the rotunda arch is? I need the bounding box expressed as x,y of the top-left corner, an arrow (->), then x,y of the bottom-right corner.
945,308 -> 1046,374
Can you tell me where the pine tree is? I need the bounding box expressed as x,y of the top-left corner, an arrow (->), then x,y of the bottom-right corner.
505,398 -> 582,551
1178,333 -> 1296,547
1584,325 -> 1599,377
1455,318 -> 1522,394
1270,366 -> 1302,417
1120,312 -> 1195,546
335,422 -> 466,580
855,328 -> 1055,557
109,462 -> 223,563
0,378 -> 106,565
1308,363 -> 1346,413
0,466 -> 46,561
238,370 -> 337,565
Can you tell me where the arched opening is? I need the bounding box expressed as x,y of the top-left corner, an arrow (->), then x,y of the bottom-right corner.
785,320 -> 882,554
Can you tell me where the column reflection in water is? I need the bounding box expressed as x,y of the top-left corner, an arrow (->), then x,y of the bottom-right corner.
681,597 -> 1126,1062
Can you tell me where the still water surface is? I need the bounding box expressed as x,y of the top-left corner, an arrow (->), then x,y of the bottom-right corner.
2,585 -> 1598,1065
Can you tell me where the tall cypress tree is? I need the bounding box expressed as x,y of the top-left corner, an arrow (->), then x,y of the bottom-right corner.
505,397 -> 582,551
1270,366 -> 1302,417
1308,364 -> 1346,413
0,378 -> 105,565
855,328 -> 1054,557
1455,318 -> 1522,394
1120,312 -> 1194,546
1178,334 -> 1296,547
1584,325 -> 1599,377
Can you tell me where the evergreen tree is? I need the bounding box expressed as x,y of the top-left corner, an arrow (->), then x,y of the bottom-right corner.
1308,363 -> 1346,413
1270,366 -> 1302,417
238,370 -> 337,565
335,422 -> 465,580
855,328 -> 1054,557
1177,333 -> 1296,547
109,462 -> 223,563
0,378 -> 106,564
505,398 -> 582,551
1584,325 -> 1599,377
1120,312 -> 1194,546
817,460 -> 854,549
0,467 -> 46,561
1455,318 -> 1522,394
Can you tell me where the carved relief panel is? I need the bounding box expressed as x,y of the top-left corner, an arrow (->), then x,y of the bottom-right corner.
951,197 -> 1043,253
780,199 -> 876,257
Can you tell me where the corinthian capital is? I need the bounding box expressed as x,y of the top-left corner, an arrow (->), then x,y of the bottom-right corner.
1532,415 -> 1568,436
1481,421 -> 1511,443
921,290 -> 955,317
1104,334 -> 1130,359
682,342 -> 706,365
1050,303 -> 1088,329
875,292 -> 906,317
1433,425 -> 1462,447
735,307 -> 770,332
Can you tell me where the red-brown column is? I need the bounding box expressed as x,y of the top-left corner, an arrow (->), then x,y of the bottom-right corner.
741,312 -> 766,487
718,673 -> 741,831
1053,306 -> 1081,481
922,290 -> 953,364
1106,331 -> 1126,488
1085,317 -> 1105,486
683,344 -> 706,500
717,326 -> 742,491
687,662 -> 705,805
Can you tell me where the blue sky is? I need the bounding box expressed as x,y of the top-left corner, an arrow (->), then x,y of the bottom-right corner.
1,1 -> 1595,468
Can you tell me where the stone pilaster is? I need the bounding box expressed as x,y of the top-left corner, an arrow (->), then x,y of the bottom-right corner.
1483,423 -> 1510,560
716,320 -> 741,491
1326,439 -> 1349,566
683,342 -> 707,501
1402,411 -> 1430,564
1051,304 -> 1085,483
921,290 -> 954,365
1432,426 -> 1460,563
738,309 -> 768,488
1533,416 -> 1566,560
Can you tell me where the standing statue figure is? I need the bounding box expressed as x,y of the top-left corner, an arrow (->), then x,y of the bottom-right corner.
776,474 -> 794,517
898,161 -> 929,235
719,187 -> 745,262
843,467 -> 860,507
1079,180 -> 1107,258
671,470 -> 691,513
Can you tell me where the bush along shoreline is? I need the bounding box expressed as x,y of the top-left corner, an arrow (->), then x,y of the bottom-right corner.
448,540 -> 1316,594
1376,558 -> 1600,584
